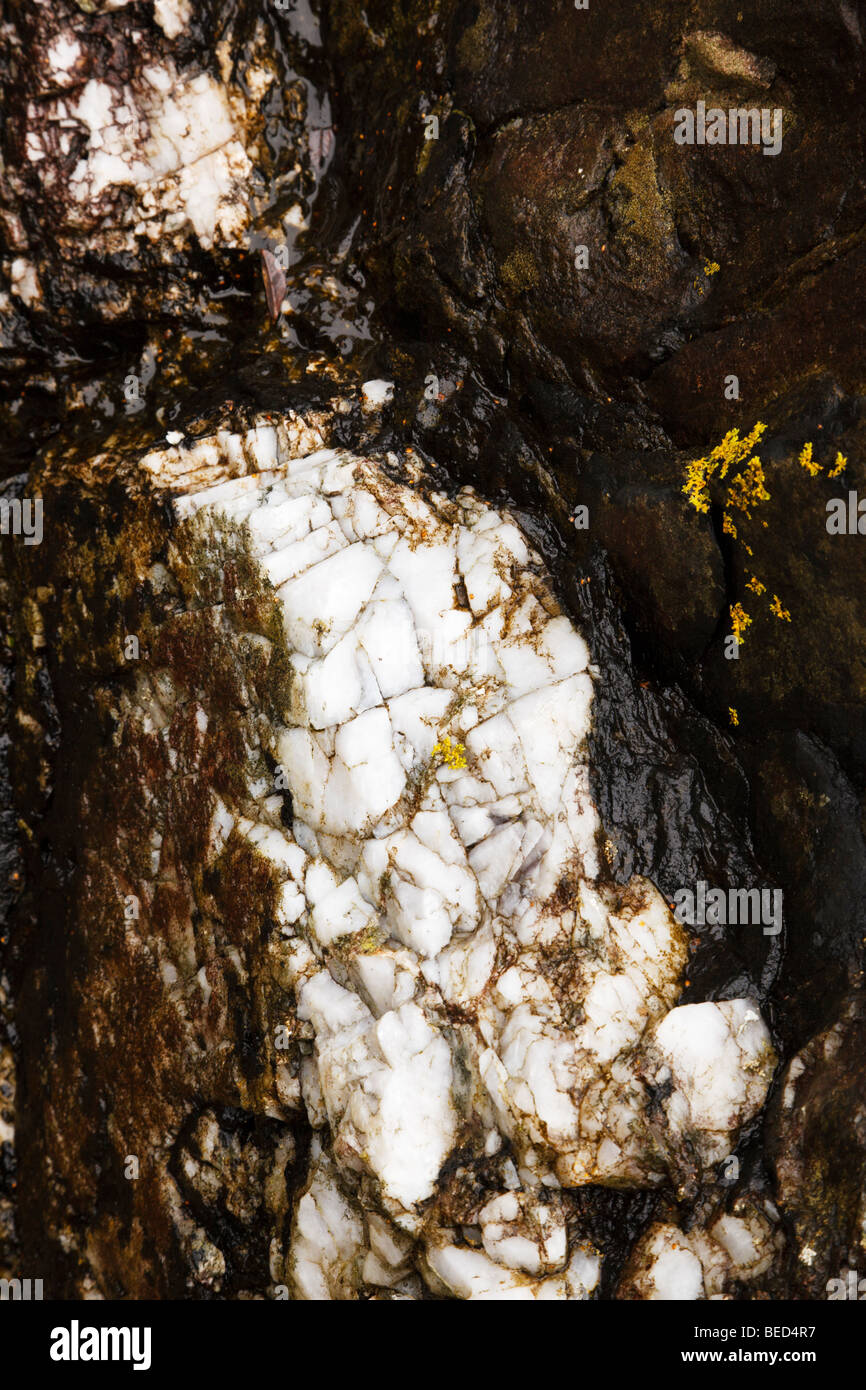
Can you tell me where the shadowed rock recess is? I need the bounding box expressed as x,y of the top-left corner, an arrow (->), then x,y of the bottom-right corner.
0,0 -> 864,1301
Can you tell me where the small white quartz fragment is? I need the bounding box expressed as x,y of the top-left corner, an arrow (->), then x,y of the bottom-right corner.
650,1000 -> 777,1165
425,1239 -> 600,1300
298,975 -> 456,1217
154,0 -> 192,39
479,1191 -> 568,1275
10,258 -> 40,306
288,1150 -> 366,1300
361,379 -> 395,409
66,62 -> 252,249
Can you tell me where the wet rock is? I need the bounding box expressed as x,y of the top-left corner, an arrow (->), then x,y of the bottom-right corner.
746,732 -> 866,1047
321,0 -> 866,782
0,1003 -> 15,1281
328,0 -> 866,412
3,407 -> 781,1297
0,0 -> 336,475
0,0 -> 323,333
768,989 -> 866,1299
695,391 -> 866,775
645,253 -> 866,447
2,0 -> 864,1305
667,30 -> 778,96
567,452 -> 725,670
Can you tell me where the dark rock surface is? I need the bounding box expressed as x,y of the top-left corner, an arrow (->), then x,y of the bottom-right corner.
325,0 -> 866,772
768,988 -> 866,1299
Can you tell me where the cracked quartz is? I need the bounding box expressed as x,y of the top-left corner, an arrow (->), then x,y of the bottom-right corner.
139,422 -> 778,1299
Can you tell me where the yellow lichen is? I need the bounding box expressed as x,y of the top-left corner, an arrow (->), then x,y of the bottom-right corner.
683,424 -> 811,643
828,452 -> 848,479
704,261 -> 721,276
354,923 -> 386,954
683,426 -> 841,651
729,707 -> 739,727
431,735 -> 467,770
770,595 -> 791,622
726,455 -> 770,517
683,456 -> 713,514
730,602 -> 752,644
682,422 -> 767,513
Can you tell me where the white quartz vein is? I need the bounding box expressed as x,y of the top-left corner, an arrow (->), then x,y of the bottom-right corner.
159,430 -> 778,1299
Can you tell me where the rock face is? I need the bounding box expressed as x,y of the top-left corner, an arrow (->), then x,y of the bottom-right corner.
323,0 -> 866,771
0,1008 -> 14,1282
1,0 -> 864,1303
768,990 -> 866,1299
0,0 -> 321,334
2,417 -> 779,1297
0,0 -> 335,473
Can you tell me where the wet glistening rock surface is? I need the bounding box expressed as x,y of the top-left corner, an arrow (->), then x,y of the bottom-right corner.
0,0 -> 864,1302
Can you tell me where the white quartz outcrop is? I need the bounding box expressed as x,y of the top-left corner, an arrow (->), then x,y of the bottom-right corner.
154,427 -> 778,1299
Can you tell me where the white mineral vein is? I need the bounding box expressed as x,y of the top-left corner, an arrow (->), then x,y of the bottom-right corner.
145,422 -> 777,1299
